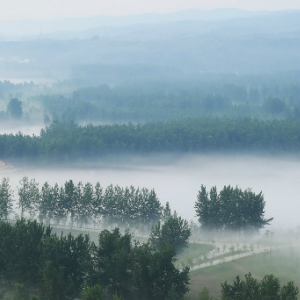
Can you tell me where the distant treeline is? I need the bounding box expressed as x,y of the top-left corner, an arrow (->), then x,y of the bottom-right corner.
39,82 -> 300,123
2,74 -> 300,123
1,118 -> 300,162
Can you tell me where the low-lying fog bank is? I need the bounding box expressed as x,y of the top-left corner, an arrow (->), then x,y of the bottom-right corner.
1,154 -> 299,231
0,122 -> 44,136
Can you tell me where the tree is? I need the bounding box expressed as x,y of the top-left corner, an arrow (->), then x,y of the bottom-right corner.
7,97 -> 23,119
82,284 -> 105,300
77,182 -> 94,226
39,260 -> 75,300
220,273 -> 298,300
92,182 -> 104,227
38,182 -> 57,224
198,287 -> 214,300
18,177 -> 40,218
90,228 -> 133,299
194,185 -> 222,231
89,227 -> 190,300
101,184 -> 117,225
14,283 -> 30,300
263,97 -> 286,115
162,201 -> 172,222
62,180 -> 77,226
0,222 -> 190,300
221,273 -> 260,300
6,219 -> 51,286
139,188 -> 162,227
195,185 -> 273,233
0,221 -> 14,281
0,177 -> 13,220
280,281 -> 299,300
132,243 -> 190,300
149,214 -> 191,253
53,185 -> 68,223
40,233 -> 93,299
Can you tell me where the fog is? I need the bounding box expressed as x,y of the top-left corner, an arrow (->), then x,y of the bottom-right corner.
2,154 -> 300,231
1,8 -> 300,234
1,9 -> 300,83
0,122 -> 44,136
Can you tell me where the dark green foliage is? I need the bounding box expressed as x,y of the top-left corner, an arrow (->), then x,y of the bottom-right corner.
162,201 -> 172,222
14,283 -> 30,300
0,221 -> 13,280
220,273 -> 298,300
18,177 -> 40,218
90,228 -> 133,299
2,118 -> 300,163
195,185 -> 273,233
263,97 -> 286,115
0,221 -> 189,300
0,219 -> 51,285
280,281 -> 300,300
38,260 -> 76,300
40,233 -> 93,298
14,177 -> 163,228
149,215 -> 191,253
42,181 -> 162,228
61,179 -> 77,226
7,97 -> 23,119
83,284 -> 105,300
198,287 -> 214,300
89,229 -> 190,300
38,182 -> 59,224
131,243 -> 189,300
0,177 -> 13,220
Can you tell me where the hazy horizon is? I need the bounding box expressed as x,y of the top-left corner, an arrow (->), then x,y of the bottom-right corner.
1,0 -> 300,21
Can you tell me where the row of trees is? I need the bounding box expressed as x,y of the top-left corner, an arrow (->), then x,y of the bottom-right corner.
0,219 -> 190,300
1,118 -> 300,162
198,273 -> 298,300
195,185 -> 273,233
0,177 -> 168,229
39,82 -> 300,123
0,177 -> 272,234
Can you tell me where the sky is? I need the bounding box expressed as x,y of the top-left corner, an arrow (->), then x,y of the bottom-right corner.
1,0 -> 300,21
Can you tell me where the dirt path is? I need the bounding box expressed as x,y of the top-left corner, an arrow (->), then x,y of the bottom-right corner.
190,243 -> 271,271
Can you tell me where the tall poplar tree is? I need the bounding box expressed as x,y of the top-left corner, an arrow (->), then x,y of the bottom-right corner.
0,177 -> 13,220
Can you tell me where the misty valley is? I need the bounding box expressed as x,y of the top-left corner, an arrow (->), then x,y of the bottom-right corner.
1,8 -> 300,300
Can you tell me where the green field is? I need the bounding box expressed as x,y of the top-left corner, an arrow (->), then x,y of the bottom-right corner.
187,244 -> 300,299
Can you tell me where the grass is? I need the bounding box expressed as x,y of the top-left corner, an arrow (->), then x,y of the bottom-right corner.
188,244 -> 300,299
176,243 -> 215,268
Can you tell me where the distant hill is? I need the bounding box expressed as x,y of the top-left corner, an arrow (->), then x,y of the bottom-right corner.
1,9 -> 300,82
0,9 -> 276,39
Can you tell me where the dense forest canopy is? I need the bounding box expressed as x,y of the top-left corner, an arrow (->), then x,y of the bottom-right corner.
0,219 -> 190,300
0,118 -> 300,164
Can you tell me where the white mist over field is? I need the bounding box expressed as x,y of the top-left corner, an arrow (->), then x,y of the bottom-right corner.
0,124 -> 44,136
2,154 -> 299,231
